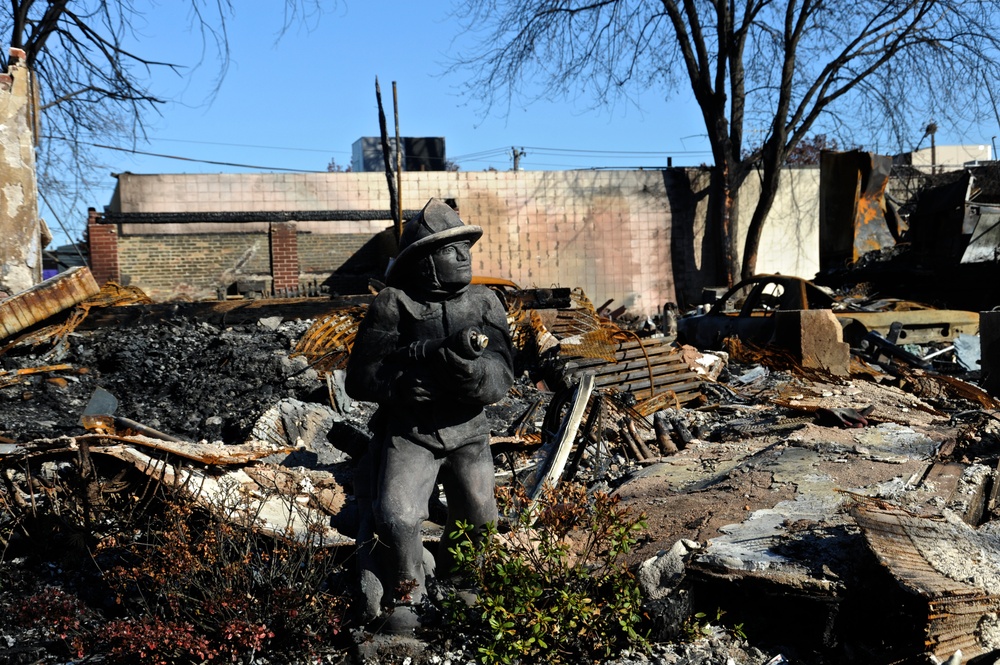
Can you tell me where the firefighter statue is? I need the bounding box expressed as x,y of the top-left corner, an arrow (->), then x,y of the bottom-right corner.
345,198 -> 514,633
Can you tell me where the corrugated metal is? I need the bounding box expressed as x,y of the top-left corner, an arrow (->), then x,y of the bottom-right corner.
541,289 -> 704,406
851,499 -> 1000,661
0,267 -> 100,340
559,338 -> 703,405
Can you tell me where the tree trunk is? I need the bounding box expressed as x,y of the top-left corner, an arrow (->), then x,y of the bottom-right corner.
707,154 -> 741,288
740,163 -> 782,281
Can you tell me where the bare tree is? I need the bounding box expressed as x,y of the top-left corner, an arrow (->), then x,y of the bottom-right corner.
452,0 -> 1000,284
1,0 -> 331,242
784,134 -> 843,166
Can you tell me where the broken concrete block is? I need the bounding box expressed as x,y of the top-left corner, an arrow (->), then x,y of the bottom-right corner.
638,538 -> 700,600
982,311 -> 1000,397
258,315 -> 283,331
252,398 -> 348,467
638,539 -> 698,643
678,344 -> 727,381
773,309 -> 851,376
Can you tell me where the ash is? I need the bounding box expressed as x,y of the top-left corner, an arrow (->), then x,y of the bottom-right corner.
1,319 -> 325,444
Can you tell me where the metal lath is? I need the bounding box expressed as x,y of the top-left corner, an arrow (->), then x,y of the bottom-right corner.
540,289 -> 704,407
292,306 -> 367,374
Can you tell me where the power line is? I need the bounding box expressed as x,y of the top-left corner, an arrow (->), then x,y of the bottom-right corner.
43,136 -> 320,172
44,134 -> 712,173
448,147 -> 513,161
523,146 -> 710,156
152,137 -> 348,154
63,131 -> 353,155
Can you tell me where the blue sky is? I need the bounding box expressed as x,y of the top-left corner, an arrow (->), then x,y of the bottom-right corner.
44,1 -> 713,247
42,1 -> 997,248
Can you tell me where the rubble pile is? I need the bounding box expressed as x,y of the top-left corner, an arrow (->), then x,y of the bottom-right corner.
3,269 -> 1000,664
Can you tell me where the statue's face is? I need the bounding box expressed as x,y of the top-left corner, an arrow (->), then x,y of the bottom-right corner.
430,240 -> 472,288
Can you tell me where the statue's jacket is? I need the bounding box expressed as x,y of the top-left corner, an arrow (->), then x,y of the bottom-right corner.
345,284 -> 515,452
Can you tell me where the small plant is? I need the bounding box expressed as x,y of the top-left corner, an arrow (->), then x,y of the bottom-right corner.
682,608 -> 747,643
100,618 -> 217,665
443,483 -> 649,664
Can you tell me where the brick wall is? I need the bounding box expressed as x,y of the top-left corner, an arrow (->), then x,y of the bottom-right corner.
87,210 -> 120,285
269,222 -> 299,293
298,233 -> 386,274
117,232 -> 270,300
98,168 -> 821,312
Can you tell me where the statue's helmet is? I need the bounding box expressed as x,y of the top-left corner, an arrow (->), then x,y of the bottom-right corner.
385,198 -> 482,286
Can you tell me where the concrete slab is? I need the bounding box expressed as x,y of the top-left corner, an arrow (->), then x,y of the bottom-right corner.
773,309 -> 851,376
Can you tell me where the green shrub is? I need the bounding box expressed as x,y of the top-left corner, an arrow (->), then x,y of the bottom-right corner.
444,483 -> 649,664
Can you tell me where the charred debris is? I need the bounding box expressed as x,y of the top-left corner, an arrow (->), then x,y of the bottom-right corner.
3,159 -> 1000,663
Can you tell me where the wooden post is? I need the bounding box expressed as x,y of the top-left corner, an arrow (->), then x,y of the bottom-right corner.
375,77 -> 400,241
393,81 -> 403,231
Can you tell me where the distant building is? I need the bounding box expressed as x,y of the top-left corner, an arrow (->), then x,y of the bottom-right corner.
42,243 -> 87,280
894,144 -> 993,174
351,137 -> 447,172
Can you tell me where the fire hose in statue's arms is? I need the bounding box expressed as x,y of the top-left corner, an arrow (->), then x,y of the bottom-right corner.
406,326 -> 489,361
346,290 -> 513,407
396,326 -> 504,404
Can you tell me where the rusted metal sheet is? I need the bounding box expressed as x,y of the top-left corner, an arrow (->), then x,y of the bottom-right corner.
559,338 -> 704,405
854,153 -> 895,258
819,151 -> 896,270
851,498 -> 1000,662
0,266 -> 99,340
543,289 -> 623,362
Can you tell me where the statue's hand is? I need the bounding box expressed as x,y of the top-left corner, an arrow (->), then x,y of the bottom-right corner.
393,370 -> 439,403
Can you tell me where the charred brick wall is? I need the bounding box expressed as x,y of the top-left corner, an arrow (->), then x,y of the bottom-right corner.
297,233 -> 380,274
96,169 -> 821,311
116,232 -> 271,301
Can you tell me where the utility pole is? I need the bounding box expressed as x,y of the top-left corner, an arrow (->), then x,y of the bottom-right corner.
926,122 -> 938,175
511,147 -> 526,171
393,81 -> 402,232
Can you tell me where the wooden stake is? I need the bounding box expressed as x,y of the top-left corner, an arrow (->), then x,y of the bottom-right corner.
393,81 -> 403,231
375,77 -> 400,240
